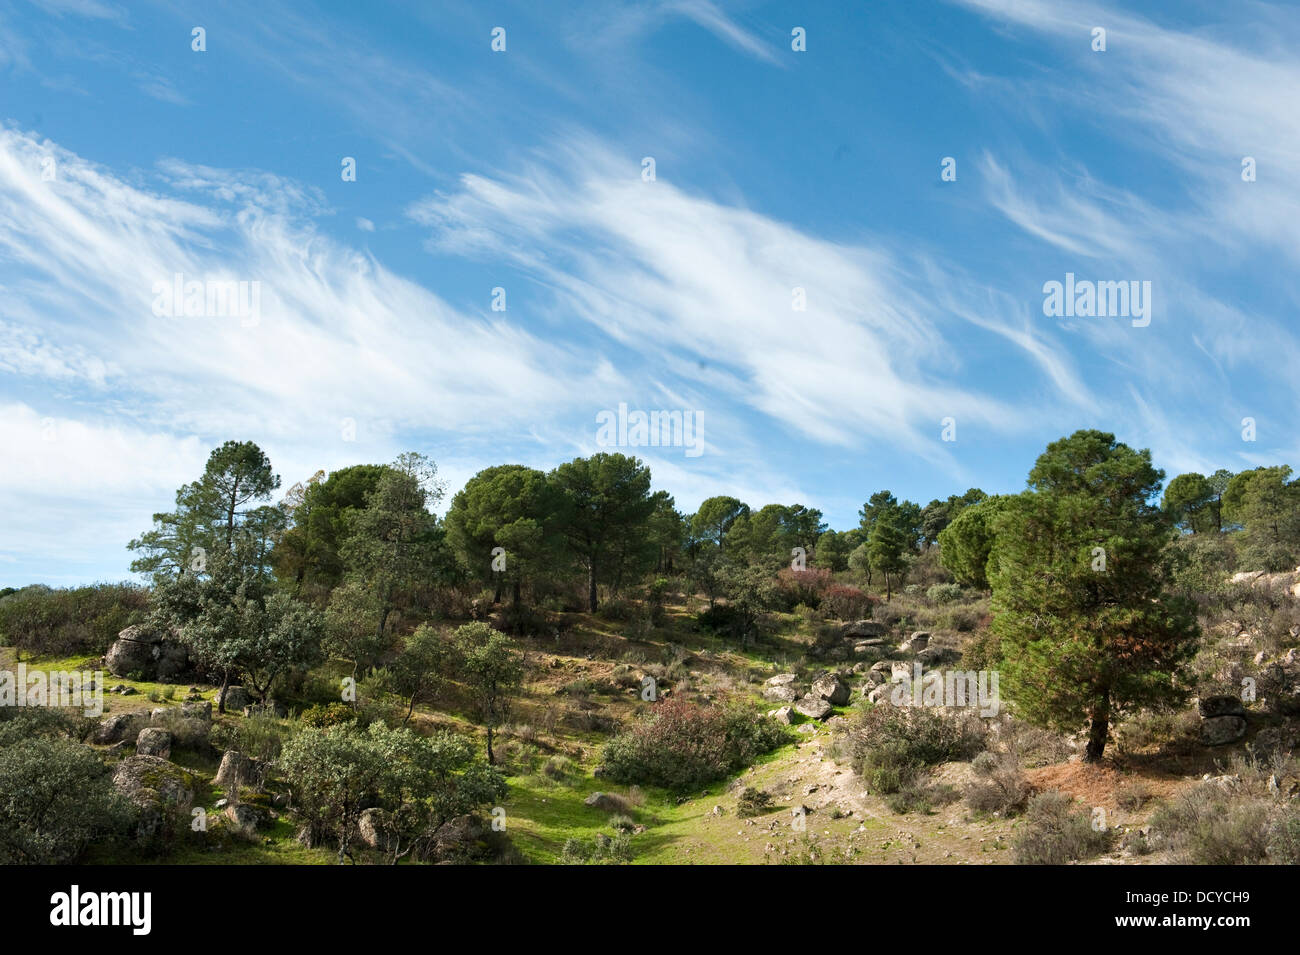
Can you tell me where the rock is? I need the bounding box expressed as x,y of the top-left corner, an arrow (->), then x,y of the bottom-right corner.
1200,715 -> 1248,746
865,669 -> 888,686
357,808 -> 393,850
223,803 -> 265,837
765,673 -> 798,687
1197,695 -> 1246,719
890,662 -> 914,683
180,700 -> 212,722
94,712 -> 146,745
853,642 -> 884,659
135,727 -> 172,759
213,750 -> 259,790
810,673 -> 850,706
218,686 -> 253,711
768,705 -> 795,725
105,624 -> 190,682
900,631 -> 931,653
841,620 -> 887,639
584,792 -> 624,812
794,695 -> 833,720
867,686 -> 893,705
763,685 -> 799,703
916,646 -> 959,666
428,814 -> 491,863
112,755 -> 196,846
149,707 -> 168,723
796,723 -> 817,734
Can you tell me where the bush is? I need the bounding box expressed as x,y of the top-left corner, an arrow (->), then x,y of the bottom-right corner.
774,567 -> 833,610
299,702 -> 357,729
821,584 -> 875,621
737,787 -> 774,817
561,832 -> 633,864
599,700 -> 789,793
0,736 -> 135,863
965,752 -> 1031,816
1150,784 -> 1277,864
842,706 -> 985,794
1115,781 -> 1153,811
927,583 -> 963,604
0,582 -> 149,657
1013,791 -> 1114,864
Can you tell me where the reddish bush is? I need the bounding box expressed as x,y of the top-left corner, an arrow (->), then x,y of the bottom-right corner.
821,584 -> 876,621
774,567 -> 833,610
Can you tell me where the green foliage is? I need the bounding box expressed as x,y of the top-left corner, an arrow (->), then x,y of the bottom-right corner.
937,495 -> 1012,589
989,430 -> 1199,761
0,734 -> 134,863
278,720 -> 505,863
391,623 -> 454,722
600,700 -> 789,793
736,787 -> 774,817
842,706 -> 984,793
128,440 -> 280,582
1222,466 -> 1300,570
273,464 -> 390,597
454,622 -> 524,764
1162,471 -> 1225,534
550,453 -> 658,612
0,582 -> 149,656
561,832 -> 633,864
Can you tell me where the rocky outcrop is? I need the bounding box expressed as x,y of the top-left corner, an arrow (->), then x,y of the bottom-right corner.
104,625 -> 190,681
794,695 -> 833,720
112,755 -> 196,847
135,727 -> 172,758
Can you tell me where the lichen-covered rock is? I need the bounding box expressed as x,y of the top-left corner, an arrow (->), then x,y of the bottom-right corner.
112,755 -> 196,847
135,727 -> 171,759
104,624 -> 190,681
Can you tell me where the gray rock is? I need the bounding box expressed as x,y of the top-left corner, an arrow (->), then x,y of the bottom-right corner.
1197,695 -> 1246,719
135,727 -> 172,758
765,673 -> 798,687
357,807 -> 392,849
584,792 -> 624,812
763,685 -> 799,703
105,624 -> 190,681
809,673 -> 850,706
223,803 -> 266,837
1200,715 -> 1248,746
840,620 -> 887,639
213,750 -> 259,790
94,712 -> 146,744
180,700 -> 212,722
112,755 -> 195,846
794,695 -> 833,720
218,686 -> 253,711
768,705 -> 795,725
900,631 -> 931,653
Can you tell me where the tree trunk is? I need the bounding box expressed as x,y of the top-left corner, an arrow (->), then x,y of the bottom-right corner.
486,725 -> 495,765
587,562 -> 598,613
512,578 -> 522,609
1084,692 -> 1110,762
217,667 -> 231,715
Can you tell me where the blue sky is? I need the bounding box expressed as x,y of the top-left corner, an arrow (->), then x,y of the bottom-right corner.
2,0 -> 1299,586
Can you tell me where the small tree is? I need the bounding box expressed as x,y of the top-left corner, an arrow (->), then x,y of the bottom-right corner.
454,623 -> 523,765
391,624 -> 453,723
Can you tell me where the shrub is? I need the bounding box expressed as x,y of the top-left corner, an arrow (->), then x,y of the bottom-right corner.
927,583 -> 963,604
1115,781 -> 1153,811
737,787 -> 774,817
561,832 -> 633,865
821,584 -> 875,621
965,752 -> 1031,816
774,567 -> 833,610
609,813 -> 637,832
1013,791 -> 1114,864
1150,784 -> 1275,864
599,700 -> 789,793
300,702 -> 357,729
0,582 -> 149,657
0,736 -> 135,863
842,706 -> 985,794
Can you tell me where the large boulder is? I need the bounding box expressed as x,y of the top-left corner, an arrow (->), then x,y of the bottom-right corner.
222,803 -> 266,838
218,686 -> 254,711
357,808 -> 393,850
809,673 -> 850,706
763,685 -> 799,703
767,706 -> 795,725
135,727 -> 172,759
112,755 -> 196,847
1197,695 -> 1246,719
427,814 -> 493,863
900,631 -> 931,653
1200,715 -> 1248,746
104,625 -> 190,681
583,792 -> 624,813
93,712 -> 147,745
794,695 -> 833,720
180,700 -> 212,722
213,750 -> 261,790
